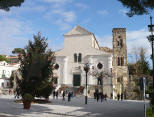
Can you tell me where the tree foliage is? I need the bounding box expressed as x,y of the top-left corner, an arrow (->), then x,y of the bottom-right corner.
0,0 -> 24,11
12,48 -> 24,55
118,0 -> 154,17
15,33 -> 55,99
128,47 -> 150,75
0,55 -> 8,62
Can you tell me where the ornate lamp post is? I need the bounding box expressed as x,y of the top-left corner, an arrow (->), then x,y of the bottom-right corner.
84,63 -> 89,104
147,16 -> 154,111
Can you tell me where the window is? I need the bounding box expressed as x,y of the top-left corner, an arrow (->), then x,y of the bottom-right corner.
120,39 -> 123,47
97,78 -> 102,85
118,57 -> 121,66
97,63 -> 103,69
117,36 -> 123,47
74,53 -> 82,63
74,53 -> 77,62
78,53 -> 82,62
54,64 -> 59,70
117,77 -> 123,83
117,78 -> 121,82
117,57 -> 124,66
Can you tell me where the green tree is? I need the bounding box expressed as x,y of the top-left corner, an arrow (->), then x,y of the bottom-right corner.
118,0 -> 154,17
136,47 -> 150,75
12,48 -> 24,55
128,47 -> 150,75
0,0 -> 24,11
0,55 -> 8,62
15,32 -> 55,99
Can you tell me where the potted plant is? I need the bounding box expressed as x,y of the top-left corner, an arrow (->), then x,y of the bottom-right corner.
22,93 -> 34,109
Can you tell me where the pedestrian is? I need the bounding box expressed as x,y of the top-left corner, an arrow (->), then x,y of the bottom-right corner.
104,94 -> 107,101
101,92 -> 104,102
68,92 -> 71,102
9,89 -> 11,95
117,93 -> 120,101
53,90 -> 56,99
96,92 -> 99,102
56,91 -> 58,99
62,91 -> 65,101
121,93 -> 123,101
110,93 -> 113,99
94,92 -> 96,99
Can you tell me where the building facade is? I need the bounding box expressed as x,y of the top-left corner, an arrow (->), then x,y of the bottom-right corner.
0,61 -> 19,88
54,26 -> 128,98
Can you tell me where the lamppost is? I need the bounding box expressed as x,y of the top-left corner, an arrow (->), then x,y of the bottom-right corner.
84,63 -> 89,104
147,16 -> 154,111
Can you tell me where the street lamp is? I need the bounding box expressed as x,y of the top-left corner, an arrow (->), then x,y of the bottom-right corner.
84,63 -> 89,104
147,16 -> 154,111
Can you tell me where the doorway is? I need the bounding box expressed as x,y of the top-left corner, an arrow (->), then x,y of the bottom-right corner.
73,74 -> 81,86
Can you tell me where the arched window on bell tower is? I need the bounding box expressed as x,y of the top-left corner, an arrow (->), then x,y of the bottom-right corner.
74,53 -> 77,62
118,57 -> 121,66
78,53 -> 82,62
117,36 -> 123,48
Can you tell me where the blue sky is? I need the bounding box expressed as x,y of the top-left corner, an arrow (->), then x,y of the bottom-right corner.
0,0 -> 154,65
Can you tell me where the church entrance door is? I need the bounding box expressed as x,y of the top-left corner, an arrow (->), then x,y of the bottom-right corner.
73,74 -> 81,86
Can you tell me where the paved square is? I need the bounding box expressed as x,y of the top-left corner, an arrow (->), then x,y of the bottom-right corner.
0,95 -> 148,117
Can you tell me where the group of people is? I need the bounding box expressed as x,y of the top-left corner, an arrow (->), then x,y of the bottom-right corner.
94,91 -> 108,102
52,90 -> 74,102
53,90 -> 124,102
52,90 -> 59,99
117,93 -> 124,101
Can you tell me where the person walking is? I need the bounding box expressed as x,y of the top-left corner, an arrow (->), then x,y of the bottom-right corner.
110,93 -> 113,99
56,91 -> 58,99
68,92 -> 71,102
117,93 -> 120,101
96,92 -> 99,102
121,93 -> 123,101
62,91 -> 65,101
101,92 -> 104,102
94,91 -> 96,99
104,94 -> 107,101
53,90 -> 56,99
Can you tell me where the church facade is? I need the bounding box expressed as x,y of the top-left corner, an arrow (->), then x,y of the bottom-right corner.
53,26 -> 128,99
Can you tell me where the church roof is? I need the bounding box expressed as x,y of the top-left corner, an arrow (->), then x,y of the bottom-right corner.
64,25 -> 93,36
99,47 -> 113,53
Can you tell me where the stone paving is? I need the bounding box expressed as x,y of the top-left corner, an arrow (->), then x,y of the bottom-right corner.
0,95 -> 149,117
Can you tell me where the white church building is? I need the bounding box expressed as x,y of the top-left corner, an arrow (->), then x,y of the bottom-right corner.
54,26 -> 128,98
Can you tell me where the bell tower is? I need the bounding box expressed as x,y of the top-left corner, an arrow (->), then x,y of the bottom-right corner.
112,28 -> 128,98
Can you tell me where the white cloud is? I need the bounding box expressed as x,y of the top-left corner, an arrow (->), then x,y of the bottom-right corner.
97,10 -> 108,16
55,19 -> 71,30
20,6 -> 46,12
0,18 -> 33,55
96,35 -> 112,48
96,28 -> 151,61
119,9 -> 128,16
127,29 -> 151,56
75,3 -> 89,9
52,9 -> 76,22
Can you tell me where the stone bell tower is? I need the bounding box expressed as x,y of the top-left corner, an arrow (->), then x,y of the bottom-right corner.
112,28 -> 128,98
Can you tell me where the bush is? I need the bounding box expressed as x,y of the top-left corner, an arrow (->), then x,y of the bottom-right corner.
147,107 -> 154,117
23,93 -> 34,102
